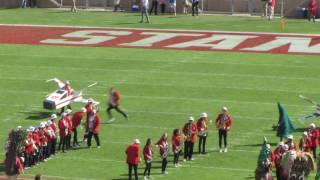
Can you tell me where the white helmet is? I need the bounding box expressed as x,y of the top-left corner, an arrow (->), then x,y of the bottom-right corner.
51,114 -> 57,119
222,106 -> 228,112
66,109 -> 72,114
65,80 -> 70,85
287,135 -> 293,140
200,112 -> 208,118
310,123 -> 316,128
133,139 -> 140,144
188,116 -> 194,122
88,98 -> 93,103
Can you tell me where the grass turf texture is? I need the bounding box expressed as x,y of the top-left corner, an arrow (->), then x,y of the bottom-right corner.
0,8 -> 320,180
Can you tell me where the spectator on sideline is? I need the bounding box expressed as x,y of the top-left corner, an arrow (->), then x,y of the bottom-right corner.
267,0 -> 276,20
183,0 -> 192,14
215,106 -> 232,153
192,0 -> 199,16
29,0 -> 36,8
21,0 -> 27,8
159,0 -> 166,14
169,0 -> 177,16
150,0 -> 158,15
156,132 -> 169,175
140,0 -> 150,23
143,138 -> 153,180
71,0 -> 77,12
106,87 -> 128,122
182,116 -> 198,161
126,139 -> 141,180
114,0 -> 121,12
308,0 -> 318,22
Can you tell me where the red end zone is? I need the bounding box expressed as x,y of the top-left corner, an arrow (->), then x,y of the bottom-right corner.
0,24 -> 320,56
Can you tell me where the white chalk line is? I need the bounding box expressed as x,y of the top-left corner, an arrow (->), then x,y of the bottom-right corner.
0,64 -> 318,81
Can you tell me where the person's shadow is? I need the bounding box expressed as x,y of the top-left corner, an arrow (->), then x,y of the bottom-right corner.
0,162 -> 4,175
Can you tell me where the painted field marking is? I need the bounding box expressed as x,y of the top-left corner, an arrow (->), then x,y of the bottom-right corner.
0,24 -> 320,55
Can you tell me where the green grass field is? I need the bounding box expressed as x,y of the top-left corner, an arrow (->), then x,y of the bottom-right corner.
1,8 -> 320,180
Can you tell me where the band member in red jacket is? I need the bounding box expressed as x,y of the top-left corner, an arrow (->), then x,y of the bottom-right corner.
49,114 -> 58,156
60,80 -> 73,114
72,108 -> 86,147
215,106 -> 232,153
309,0 -> 318,22
172,128 -> 182,167
285,135 -> 297,151
272,142 -> 287,180
156,132 -> 169,174
197,112 -> 209,154
126,139 -> 141,180
58,113 -> 68,153
107,87 -> 128,122
182,116 -> 198,161
65,109 -> 73,150
299,131 -> 312,153
86,110 -> 101,148
308,123 -> 319,158
143,138 -> 153,180
24,128 -> 35,169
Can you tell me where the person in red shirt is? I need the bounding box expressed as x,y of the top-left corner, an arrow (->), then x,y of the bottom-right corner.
308,123 -> 319,158
172,128 -> 182,168
197,112 -> 209,154
49,114 -> 58,156
182,116 -> 198,161
72,108 -> 86,147
107,87 -> 128,122
143,138 -> 153,180
272,142 -> 287,180
65,109 -> 73,150
32,128 -> 40,165
58,113 -> 68,153
156,132 -> 169,174
299,131 -> 312,153
23,129 -> 34,169
60,80 -> 73,114
86,110 -> 101,148
285,135 -> 297,151
125,139 -> 141,180
215,106 -> 232,153
309,0 -> 318,22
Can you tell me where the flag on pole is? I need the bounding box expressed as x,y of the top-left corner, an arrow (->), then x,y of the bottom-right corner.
257,136 -> 271,168
276,102 -> 294,139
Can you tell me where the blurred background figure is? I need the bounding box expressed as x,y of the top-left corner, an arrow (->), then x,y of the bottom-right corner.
114,0 -> 121,12
150,0 -> 159,15
71,0 -> 77,12
308,0 -> 318,22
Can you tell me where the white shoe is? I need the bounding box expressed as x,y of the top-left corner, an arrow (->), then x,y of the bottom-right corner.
144,176 -> 148,180
224,148 -> 227,153
174,164 -> 178,168
177,163 -> 182,167
148,176 -> 153,179
183,159 -> 187,162
162,171 -> 168,175
97,146 -> 101,149
190,158 -> 194,161
219,149 -> 223,153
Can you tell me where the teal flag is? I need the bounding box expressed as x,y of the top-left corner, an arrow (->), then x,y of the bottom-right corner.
257,136 -> 271,168
276,102 -> 294,138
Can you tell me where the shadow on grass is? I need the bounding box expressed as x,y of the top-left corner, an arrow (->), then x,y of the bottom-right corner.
234,142 -> 278,147
0,162 -> 4,175
21,111 -> 53,120
294,127 -> 309,133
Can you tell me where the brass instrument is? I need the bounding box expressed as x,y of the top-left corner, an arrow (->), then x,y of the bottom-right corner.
186,123 -> 192,141
198,120 -> 208,137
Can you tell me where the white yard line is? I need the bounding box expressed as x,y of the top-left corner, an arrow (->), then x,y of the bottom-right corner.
0,64 -> 318,81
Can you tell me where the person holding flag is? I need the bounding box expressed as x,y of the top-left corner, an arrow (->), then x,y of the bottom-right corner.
255,137 -> 273,180
276,102 -> 294,141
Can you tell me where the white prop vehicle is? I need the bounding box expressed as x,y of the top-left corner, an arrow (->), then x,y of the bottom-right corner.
43,78 -> 99,110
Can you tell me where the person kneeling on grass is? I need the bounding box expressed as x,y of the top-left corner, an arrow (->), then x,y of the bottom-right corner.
126,139 -> 141,180
86,110 -> 101,148
156,132 -> 169,175
143,138 -> 153,180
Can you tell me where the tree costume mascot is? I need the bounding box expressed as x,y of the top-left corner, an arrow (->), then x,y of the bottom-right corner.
255,137 -> 273,180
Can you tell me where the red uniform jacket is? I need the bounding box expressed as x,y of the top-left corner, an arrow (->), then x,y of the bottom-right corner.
38,129 -> 47,146
272,147 -> 285,168
66,115 -> 72,134
58,119 -> 68,137
143,146 -> 153,161
126,144 -> 140,165
197,118 -> 208,137
111,91 -> 120,106
72,111 -> 84,129
309,0 -> 318,17
156,138 -> 169,156
85,104 -> 94,120
172,135 -> 181,153
86,114 -> 101,134
309,128 -> 319,147
50,121 -> 57,134
215,113 -> 232,130
32,132 -> 40,147
299,137 -> 312,152
182,122 -> 198,143
24,134 -> 34,154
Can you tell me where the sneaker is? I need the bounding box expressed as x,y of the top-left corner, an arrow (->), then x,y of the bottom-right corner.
148,176 -> 153,179
183,159 -> 187,162
224,148 -> 227,153
174,164 -> 178,168
162,171 -> 168,175
190,158 -> 194,161
107,118 -> 115,123
144,176 -> 148,180
97,146 -> 101,149
177,163 -> 182,167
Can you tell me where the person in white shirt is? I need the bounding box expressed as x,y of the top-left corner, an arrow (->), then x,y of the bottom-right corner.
140,0 -> 150,23
71,0 -> 77,12
114,0 -> 121,12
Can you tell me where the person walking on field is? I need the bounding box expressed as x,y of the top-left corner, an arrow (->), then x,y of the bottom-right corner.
114,0 -> 121,12
159,0 -> 166,14
141,0 -> 150,23
150,0 -> 158,15
308,0 -> 318,22
172,128 -> 182,167
106,87 -> 128,122
71,0 -> 77,12
156,132 -> 169,175
143,138 -> 153,180
192,0 -> 199,16
215,106 -> 232,153
86,110 -> 101,148
126,139 -> 141,180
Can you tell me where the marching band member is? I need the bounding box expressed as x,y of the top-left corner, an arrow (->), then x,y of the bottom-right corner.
60,80 -> 73,113
156,132 -> 169,174
308,123 -> 319,158
182,116 -> 198,161
58,113 -> 68,153
24,128 -> 35,169
86,110 -> 101,148
309,0 -> 318,22
126,139 -> 141,180
106,87 -> 128,122
49,114 -> 58,156
197,112 -> 208,154
299,131 -> 312,153
84,98 -> 95,142
272,142 -> 287,180
285,135 -> 297,151
43,122 -> 53,160
143,138 -> 153,180
65,109 -> 73,149
38,123 -> 47,161
32,127 -> 41,165
215,106 -> 232,153
72,108 -> 86,147
172,128 -> 182,167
